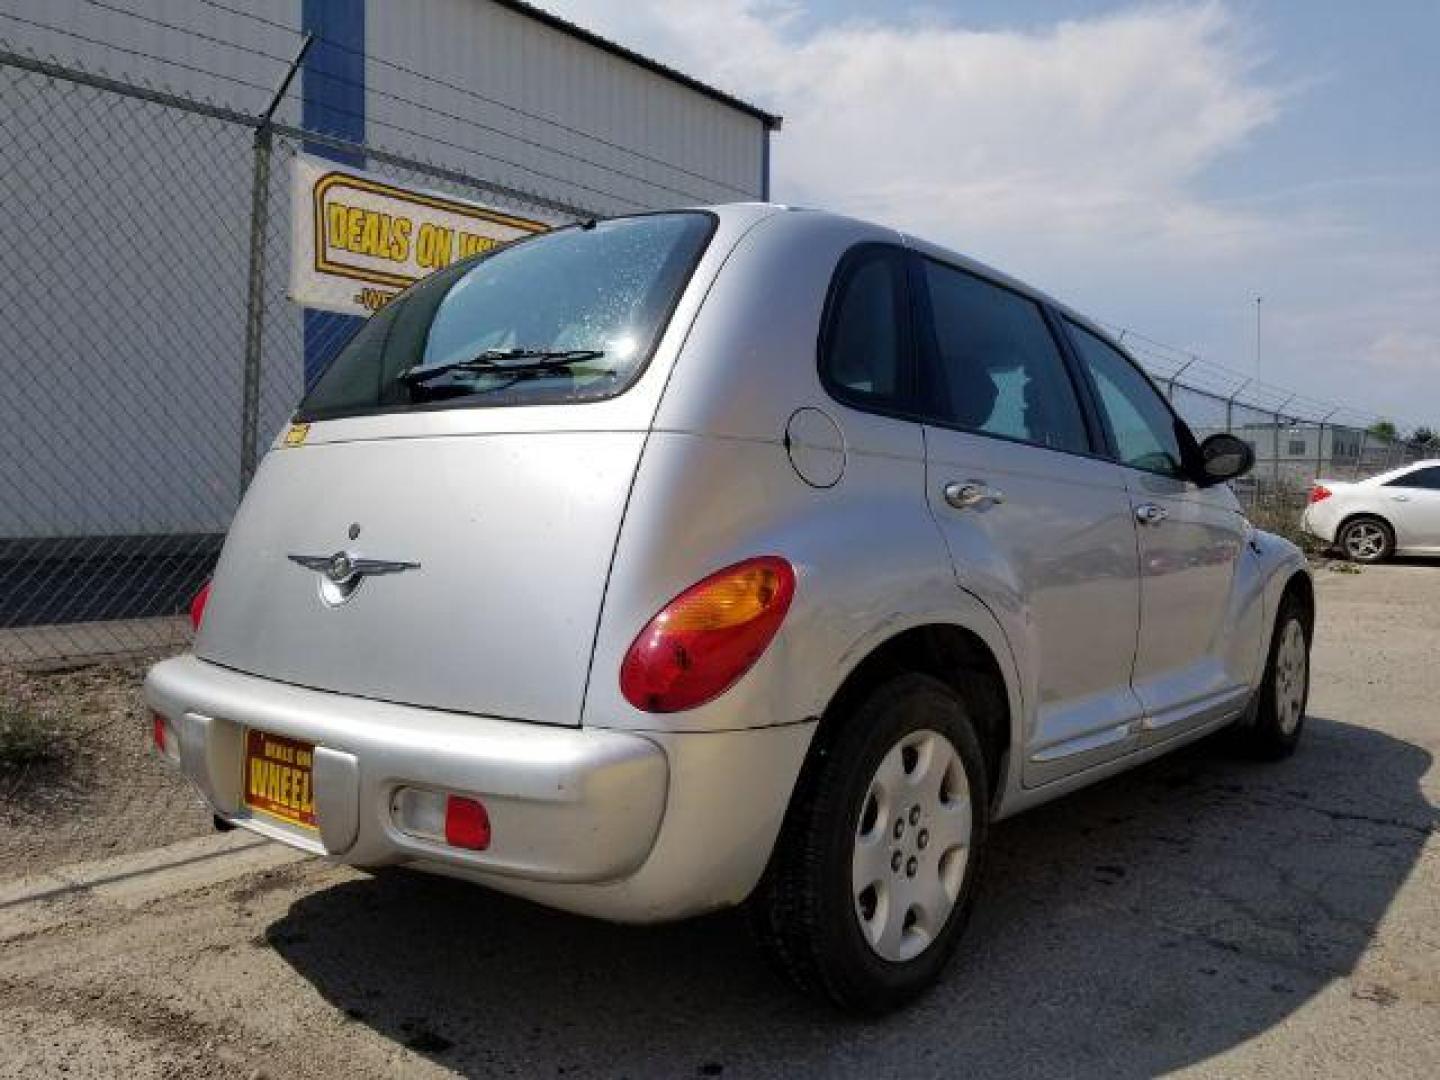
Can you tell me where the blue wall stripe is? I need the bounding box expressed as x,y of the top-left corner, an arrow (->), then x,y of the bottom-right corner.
761,126 -> 771,201
301,0 -> 365,389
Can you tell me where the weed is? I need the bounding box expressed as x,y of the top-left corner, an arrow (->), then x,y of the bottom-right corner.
0,703 -> 70,773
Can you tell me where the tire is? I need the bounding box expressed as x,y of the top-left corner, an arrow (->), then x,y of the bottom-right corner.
1232,594 -> 1311,760
1338,515 -> 1393,563
749,673 -> 991,1014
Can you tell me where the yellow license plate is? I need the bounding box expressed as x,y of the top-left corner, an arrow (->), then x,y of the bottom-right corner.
242,729 -> 317,830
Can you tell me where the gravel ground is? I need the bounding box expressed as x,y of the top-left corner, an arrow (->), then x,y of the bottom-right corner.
0,563 -> 1436,1078
0,660 -> 211,879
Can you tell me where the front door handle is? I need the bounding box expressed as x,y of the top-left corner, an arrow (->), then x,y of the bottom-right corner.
944,481 -> 1006,510
1135,503 -> 1168,527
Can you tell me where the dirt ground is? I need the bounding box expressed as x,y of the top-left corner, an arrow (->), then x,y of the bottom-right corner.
0,562 -> 1436,1078
0,660 -> 211,878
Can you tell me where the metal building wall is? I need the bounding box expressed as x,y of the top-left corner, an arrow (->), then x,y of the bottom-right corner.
363,0 -> 770,212
0,0 -> 305,542
0,0 -> 772,543
0,0 -> 306,118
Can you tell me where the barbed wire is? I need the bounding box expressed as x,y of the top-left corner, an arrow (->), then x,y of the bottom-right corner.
0,16 -> 680,213
78,0 -> 750,206
1103,321 -> 1419,432
0,8 -> 1418,436
185,0 -> 761,199
0,8 -> 275,96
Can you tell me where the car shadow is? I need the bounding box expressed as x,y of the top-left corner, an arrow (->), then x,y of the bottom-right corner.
266,715 -> 1434,1078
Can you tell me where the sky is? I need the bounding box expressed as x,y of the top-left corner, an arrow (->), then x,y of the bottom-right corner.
543,0 -> 1440,430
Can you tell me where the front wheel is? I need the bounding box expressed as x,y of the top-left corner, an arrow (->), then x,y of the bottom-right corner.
1233,595 -> 1311,760
750,673 -> 990,1013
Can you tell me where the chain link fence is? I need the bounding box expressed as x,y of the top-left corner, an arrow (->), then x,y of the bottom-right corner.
0,50 -> 584,665
1,50 -> 1429,667
1111,328 -> 1431,515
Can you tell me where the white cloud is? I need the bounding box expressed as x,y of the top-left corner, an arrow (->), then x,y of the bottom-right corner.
544,0 -> 1440,422
549,0 -> 1286,255
1366,330 -> 1440,373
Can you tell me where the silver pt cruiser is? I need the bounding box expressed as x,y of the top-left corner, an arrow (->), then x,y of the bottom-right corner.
146,204 -> 1313,1012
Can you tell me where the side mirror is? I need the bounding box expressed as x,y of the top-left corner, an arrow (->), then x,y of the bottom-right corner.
1197,432 -> 1254,485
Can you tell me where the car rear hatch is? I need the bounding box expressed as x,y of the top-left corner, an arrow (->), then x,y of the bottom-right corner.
196,429 -> 647,723
193,210 -> 741,725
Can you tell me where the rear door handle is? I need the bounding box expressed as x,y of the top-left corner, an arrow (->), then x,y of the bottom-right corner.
943,481 -> 1005,510
1135,503 -> 1168,526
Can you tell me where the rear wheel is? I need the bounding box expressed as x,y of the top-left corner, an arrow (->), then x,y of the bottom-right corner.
1339,516 -> 1393,563
750,673 -> 990,1013
1233,594 -> 1311,760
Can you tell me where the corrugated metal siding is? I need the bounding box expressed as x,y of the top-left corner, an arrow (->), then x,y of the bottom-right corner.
363,0 -> 766,214
0,0 -> 768,538
0,0 -> 305,122
0,0 -> 304,538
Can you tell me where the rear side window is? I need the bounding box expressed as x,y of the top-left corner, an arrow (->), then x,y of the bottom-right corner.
819,246 -> 909,410
1387,466 -> 1440,490
1067,321 -> 1187,478
298,212 -> 714,420
917,260 -> 1089,454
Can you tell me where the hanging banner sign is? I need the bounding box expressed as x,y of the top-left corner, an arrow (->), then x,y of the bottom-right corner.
289,154 -> 549,316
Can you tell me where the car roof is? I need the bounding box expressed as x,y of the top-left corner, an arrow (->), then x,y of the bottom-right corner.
1362,459 -> 1440,484
703,203 -> 1123,351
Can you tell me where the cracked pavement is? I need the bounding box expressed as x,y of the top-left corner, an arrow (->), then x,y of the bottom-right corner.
1,562 -> 1437,1078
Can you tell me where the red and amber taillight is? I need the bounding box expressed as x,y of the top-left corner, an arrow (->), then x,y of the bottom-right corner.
152,711 -> 180,763
189,581 -> 211,630
620,556 -> 796,713
1308,484 -> 1332,504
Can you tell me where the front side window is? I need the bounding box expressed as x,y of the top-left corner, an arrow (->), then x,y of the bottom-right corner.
917,260 -> 1090,455
819,246 -> 908,409
1067,322 -> 1187,478
1387,466 -> 1440,490
298,212 -> 714,420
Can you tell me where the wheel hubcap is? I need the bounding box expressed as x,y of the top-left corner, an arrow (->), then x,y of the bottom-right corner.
1344,522 -> 1385,560
852,729 -> 971,962
1274,619 -> 1308,735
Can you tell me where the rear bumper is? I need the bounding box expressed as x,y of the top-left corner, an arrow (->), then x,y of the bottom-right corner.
1299,505 -> 1337,543
144,655 -> 668,884
144,655 -> 817,921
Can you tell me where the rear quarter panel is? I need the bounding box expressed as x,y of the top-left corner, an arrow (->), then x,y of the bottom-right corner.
583,212 -> 1023,739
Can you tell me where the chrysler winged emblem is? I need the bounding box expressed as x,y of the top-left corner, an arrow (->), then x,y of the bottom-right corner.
288,548 -> 419,604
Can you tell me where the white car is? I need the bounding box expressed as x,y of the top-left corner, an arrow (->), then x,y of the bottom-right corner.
1302,460 -> 1440,562
145,205 -> 1312,1012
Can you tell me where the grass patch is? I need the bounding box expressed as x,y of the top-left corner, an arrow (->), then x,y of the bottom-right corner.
0,703 -> 71,773
1246,502 -> 1326,557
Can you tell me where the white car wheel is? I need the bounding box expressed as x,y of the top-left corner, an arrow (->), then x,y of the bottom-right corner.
1233,594 -> 1312,760
1341,518 -> 1392,562
1273,619 -> 1308,736
750,672 -> 991,1013
851,729 -> 972,962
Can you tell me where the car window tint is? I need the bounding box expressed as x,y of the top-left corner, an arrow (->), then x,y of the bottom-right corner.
919,260 -> 1089,454
821,247 -> 905,406
1386,466 -> 1440,490
298,212 -> 713,420
1067,322 -> 1186,478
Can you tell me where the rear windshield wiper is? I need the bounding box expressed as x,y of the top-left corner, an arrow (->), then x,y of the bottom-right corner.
398,348 -> 608,387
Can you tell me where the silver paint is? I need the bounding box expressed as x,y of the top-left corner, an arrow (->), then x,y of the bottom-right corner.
145,204 -> 1311,924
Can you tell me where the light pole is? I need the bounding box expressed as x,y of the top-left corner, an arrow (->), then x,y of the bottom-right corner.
1254,295 -> 1263,382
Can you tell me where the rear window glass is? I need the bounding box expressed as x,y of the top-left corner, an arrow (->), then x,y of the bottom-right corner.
819,245 -> 909,409
297,212 -> 714,420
